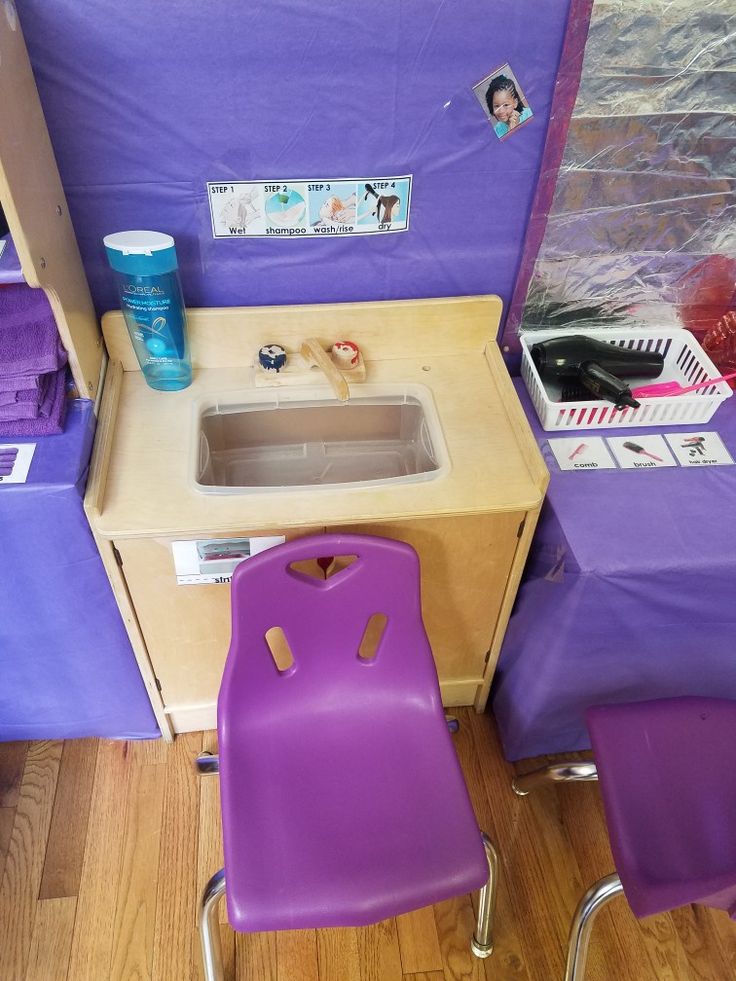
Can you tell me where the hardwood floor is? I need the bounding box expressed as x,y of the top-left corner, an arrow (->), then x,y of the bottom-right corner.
1,710 -> 734,981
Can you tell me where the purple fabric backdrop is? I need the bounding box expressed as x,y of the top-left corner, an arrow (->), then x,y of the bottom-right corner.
17,0 -> 571,327
0,399 -> 159,740
491,380 -> 736,760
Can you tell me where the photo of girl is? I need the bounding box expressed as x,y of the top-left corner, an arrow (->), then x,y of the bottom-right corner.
473,64 -> 533,140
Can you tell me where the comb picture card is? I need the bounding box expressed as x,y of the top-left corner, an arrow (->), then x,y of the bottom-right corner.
548,437 -> 616,471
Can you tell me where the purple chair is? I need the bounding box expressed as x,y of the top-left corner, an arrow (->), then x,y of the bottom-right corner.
197,534 -> 498,981
512,696 -> 736,980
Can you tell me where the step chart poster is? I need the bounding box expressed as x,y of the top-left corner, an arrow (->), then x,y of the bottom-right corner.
208,177 -> 412,238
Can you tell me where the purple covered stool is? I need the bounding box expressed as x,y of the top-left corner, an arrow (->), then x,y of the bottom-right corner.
197,534 -> 497,981
512,696 -> 736,980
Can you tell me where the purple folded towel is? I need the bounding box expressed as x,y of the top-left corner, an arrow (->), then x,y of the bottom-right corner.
0,285 -> 67,376
0,387 -> 39,421
0,367 -> 67,437
0,366 -> 44,392
0,390 -> 19,407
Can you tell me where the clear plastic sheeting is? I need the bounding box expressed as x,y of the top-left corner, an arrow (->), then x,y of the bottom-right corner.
508,0 -> 736,346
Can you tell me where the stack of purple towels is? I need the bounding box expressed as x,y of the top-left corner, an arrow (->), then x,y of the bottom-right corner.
0,284 -> 68,436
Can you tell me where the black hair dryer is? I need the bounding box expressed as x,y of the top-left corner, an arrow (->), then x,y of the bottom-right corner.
530,335 -> 664,409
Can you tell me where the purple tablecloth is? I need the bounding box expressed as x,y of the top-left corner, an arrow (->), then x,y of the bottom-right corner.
17,0 -> 573,322
0,399 -> 159,740
491,380 -> 736,760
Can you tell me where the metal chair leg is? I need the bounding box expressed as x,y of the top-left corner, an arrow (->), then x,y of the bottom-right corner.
512,762 -> 598,796
200,869 -> 227,981
471,832 -> 498,958
564,873 -> 623,981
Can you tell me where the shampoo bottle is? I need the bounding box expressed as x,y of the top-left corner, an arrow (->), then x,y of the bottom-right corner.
104,230 -> 192,391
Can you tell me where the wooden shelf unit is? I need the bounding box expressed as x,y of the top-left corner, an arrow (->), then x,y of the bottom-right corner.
0,7 -> 103,399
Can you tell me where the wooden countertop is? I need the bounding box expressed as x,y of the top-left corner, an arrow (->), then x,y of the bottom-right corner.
87,296 -> 548,539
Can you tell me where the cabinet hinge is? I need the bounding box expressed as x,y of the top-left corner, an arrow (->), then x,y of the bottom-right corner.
112,545 -> 123,567
517,518 -> 526,539
154,677 -> 162,693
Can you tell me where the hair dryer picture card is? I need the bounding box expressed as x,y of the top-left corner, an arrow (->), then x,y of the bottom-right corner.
664,432 -> 734,467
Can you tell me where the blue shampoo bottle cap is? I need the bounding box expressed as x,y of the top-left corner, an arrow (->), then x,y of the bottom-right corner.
103,230 -> 179,276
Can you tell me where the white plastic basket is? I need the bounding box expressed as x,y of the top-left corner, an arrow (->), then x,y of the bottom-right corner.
520,327 -> 733,431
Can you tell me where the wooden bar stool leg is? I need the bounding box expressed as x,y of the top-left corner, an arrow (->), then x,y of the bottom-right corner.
564,873 -> 624,981
471,832 -> 499,958
200,869 -> 227,981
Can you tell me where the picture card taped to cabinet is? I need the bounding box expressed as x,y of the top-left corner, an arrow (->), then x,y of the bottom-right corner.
172,536 -> 285,584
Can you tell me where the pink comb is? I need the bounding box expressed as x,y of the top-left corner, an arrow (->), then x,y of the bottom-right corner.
631,371 -> 736,399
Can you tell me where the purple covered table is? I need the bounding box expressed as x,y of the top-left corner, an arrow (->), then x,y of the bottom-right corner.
0,399 -> 159,740
491,379 -> 736,760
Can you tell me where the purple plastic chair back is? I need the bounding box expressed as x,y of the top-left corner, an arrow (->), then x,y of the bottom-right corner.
587,696 -> 736,920
218,534 -> 487,933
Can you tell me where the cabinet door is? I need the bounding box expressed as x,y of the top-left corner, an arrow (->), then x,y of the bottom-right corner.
116,528 -> 322,732
330,514 -> 523,704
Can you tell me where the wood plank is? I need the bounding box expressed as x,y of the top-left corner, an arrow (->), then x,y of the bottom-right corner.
152,731 -> 202,981
39,738 -> 99,899
0,741 -> 28,806
669,904 -> 733,981
434,895 -> 484,981
396,907 -> 443,975
7,708 -> 736,981
235,931 -> 277,981
196,731 -> 228,926
0,740 -> 62,981
316,928 -> 362,981
24,896 -> 76,981
109,763 -> 165,981
467,711 -> 586,981
0,14 -> 102,398
67,740 -> 133,981
449,714 -> 531,981
277,930 -> 319,981
102,296 -> 503,371
0,806 -> 15,879
553,770 -> 661,981
357,918 -> 403,981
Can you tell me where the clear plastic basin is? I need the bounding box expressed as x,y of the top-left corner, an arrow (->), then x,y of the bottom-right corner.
191,384 -> 449,493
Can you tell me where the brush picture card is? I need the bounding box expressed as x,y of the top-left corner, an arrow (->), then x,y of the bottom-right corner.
207,176 -> 412,238
664,432 -> 734,467
548,437 -> 616,471
606,435 -> 677,469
